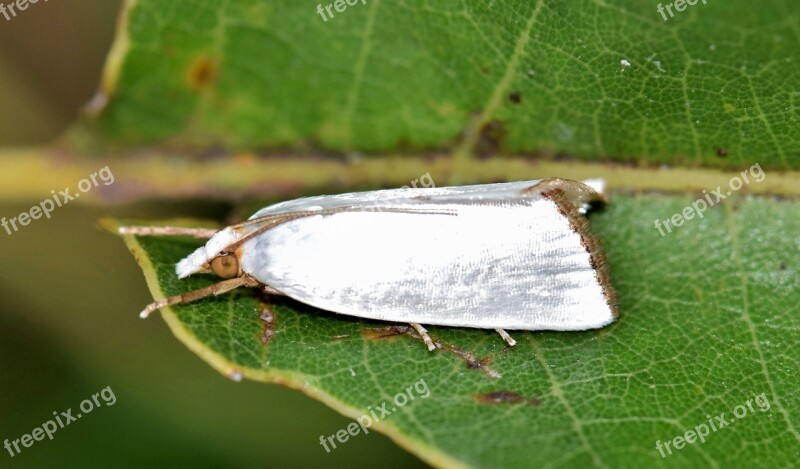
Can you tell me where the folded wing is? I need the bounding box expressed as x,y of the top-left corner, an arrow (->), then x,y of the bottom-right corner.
239,179 -> 616,331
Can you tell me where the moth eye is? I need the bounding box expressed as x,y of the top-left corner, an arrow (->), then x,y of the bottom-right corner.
210,255 -> 239,279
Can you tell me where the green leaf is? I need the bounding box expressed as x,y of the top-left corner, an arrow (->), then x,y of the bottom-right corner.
107,193 -> 800,467
85,0 -> 799,169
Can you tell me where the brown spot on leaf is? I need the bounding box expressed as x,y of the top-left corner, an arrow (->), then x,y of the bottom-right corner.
466,355 -> 493,370
475,119 -> 506,157
361,325 -> 411,340
437,342 -> 500,379
259,303 -> 276,344
780,262 -> 787,270
187,57 -> 219,92
475,391 -> 541,406
509,91 -> 521,104
476,391 -> 525,404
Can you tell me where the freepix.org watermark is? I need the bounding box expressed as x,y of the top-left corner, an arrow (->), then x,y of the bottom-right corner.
1,165 -> 114,236
0,0 -> 49,23
369,172 -> 435,214
316,0 -> 366,22
401,172 -> 434,189
655,392 -> 770,458
318,378 -> 430,453
657,0 -> 708,22
654,163 -> 765,237
4,386 -> 117,458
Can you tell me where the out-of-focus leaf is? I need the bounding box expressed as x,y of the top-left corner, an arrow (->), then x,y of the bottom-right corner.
85,0 -> 799,169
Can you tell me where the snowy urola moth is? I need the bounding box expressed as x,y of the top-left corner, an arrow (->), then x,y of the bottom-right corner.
122,178 -> 618,351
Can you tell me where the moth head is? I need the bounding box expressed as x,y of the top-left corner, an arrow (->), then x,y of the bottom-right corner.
176,227 -> 242,279
210,254 -> 240,279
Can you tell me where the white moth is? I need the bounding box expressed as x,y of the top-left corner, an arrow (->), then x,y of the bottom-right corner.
122,178 -> 617,351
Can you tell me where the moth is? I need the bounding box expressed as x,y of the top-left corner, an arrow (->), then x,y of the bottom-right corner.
122,178 -> 617,351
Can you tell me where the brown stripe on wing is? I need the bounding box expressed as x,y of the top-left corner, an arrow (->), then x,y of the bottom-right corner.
526,178 -> 618,318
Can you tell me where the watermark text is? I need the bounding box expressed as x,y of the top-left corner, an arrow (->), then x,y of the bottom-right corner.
2,165 -> 114,236
0,0 -> 50,23
319,378 -> 430,453
317,0 -> 366,22
654,163 -> 764,237
4,386 -> 117,458
657,0 -> 708,22
655,392 -> 770,458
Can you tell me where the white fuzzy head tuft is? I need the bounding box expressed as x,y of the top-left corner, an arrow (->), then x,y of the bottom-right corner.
175,227 -> 241,278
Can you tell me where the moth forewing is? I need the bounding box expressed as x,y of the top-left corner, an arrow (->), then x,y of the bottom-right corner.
130,178 -> 617,350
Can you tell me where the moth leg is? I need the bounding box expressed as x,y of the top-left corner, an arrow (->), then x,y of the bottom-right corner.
495,329 -> 517,347
409,323 -> 437,352
139,276 -> 258,318
118,226 -> 218,239
261,285 -> 286,296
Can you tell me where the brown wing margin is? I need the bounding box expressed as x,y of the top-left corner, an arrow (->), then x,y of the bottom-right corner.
524,178 -> 619,318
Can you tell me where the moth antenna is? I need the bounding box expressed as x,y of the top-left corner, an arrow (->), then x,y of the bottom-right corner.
139,277 -> 258,318
118,226 -> 218,239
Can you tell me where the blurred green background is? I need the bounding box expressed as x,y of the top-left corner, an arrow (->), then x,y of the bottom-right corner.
0,2 -> 423,467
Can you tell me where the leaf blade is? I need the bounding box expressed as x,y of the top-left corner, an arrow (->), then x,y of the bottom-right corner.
108,192 -> 800,467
